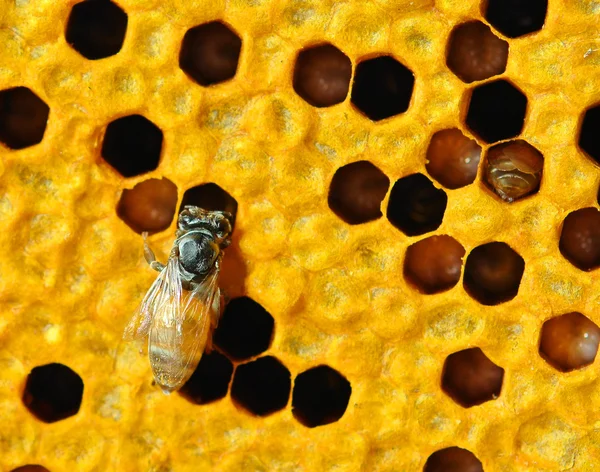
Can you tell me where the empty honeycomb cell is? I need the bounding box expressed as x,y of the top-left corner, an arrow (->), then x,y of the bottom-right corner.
213,297 -> 274,361
10,467 -> 50,472
101,115 -> 163,178
559,208 -> 600,271
441,347 -> 504,408
180,183 -> 238,228
463,242 -> 525,305
65,0 -> 128,60
230,356 -> 291,417
0,87 -> 50,150
386,173 -> 447,237
446,21 -> 509,83
292,43 -> 352,108
178,351 -> 234,404
539,312 -> 600,372
179,21 -> 242,87
404,235 -> 465,294
483,140 -> 544,202
291,365 -> 351,428
484,0 -> 548,38
465,79 -> 527,144
425,129 -> 482,190
423,446 -> 484,472
579,104 -> 600,166
328,161 -> 390,225
350,56 -> 415,121
116,178 -> 177,234
22,363 -> 84,423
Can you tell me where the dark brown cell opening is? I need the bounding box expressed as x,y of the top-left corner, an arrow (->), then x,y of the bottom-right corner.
446,21 -> 509,84
179,183 -> 238,229
291,365 -> 351,428
22,363 -> 84,423
350,55 -> 415,121
424,446 -> 484,472
465,79 -> 527,144
328,161 -> 390,225
0,87 -> 49,150
441,347 -> 504,408
10,466 -> 50,472
65,0 -> 128,60
539,312 -> 600,373
559,208 -> 600,271
579,105 -> 600,166
484,0 -> 547,38
116,178 -> 177,234
101,114 -> 163,178
404,235 -> 465,294
386,173 -> 447,236
426,129 -> 481,190
179,21 -> 242,86
230,356 -> 291,417
179,351 -> 234,404
483,140 -> 544,203
463,241 -> 524,305
293,43 -> 352,108
213,297 -> 274,361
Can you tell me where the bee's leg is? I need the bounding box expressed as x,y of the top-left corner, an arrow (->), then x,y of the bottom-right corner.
205,289 -> 222,353
142,232 -> 165,272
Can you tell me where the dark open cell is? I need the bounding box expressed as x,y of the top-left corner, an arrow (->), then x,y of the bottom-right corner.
350,55 -> 414,121
10,467 -> 50,472
465,79 -> 527,144
230,356 -> 291,416
441,347 -> 504,408
179,21 -> 242,86
424,446 -> 484,472
22,363 -> 84,423
328,161 -> 390,225
463,241 -> 524,305
179,351 -> 234,404
65,0 -> 128,60
446,21 -> 508,83
0,87 -> 50,150
293,43 -> 352,108
485,0 -> 547,38
179,183 -> 238,228
386,173 -> 447,237
579,105 -> 600,166
292,365 -> 351,428
101,114 -> 163,178
559,208 -> 600,271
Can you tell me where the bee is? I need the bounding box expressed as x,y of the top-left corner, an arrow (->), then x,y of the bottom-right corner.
123,205 -> 233,393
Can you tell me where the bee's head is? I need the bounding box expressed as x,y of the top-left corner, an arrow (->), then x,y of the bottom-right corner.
178,206 -> 233,249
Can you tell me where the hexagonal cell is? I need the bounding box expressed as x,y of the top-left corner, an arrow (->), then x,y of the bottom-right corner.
404,235 -> 465,294
292,365 -> 351,428
485,0 -> 547,38
179,183 -> 238,228
559,208 -> 600,271
179,21 -> 242,86
446,21 -> 509,83
465,79 -> 527,144
579,104 -> 600,166
386,173 -> 447,237
230,356 -> 291,417
539,312 -> 600,373
101,115 -> 163,178
426,129 -> 482,190
213,297 -> 274,361
22,363 -> 84,423
293,43 -> 352,108
179,351 -> 234,404
350,56 -> 414,121
441,347 -> 504,408
116,178 -> 177,234
0,87 -> 49,150
65,0 -> 128,60
463,242 -> 525,305
483,140 -> 544,202
328,161 -> 390,225
423,446 -> 483,472
11,466 -> 50,472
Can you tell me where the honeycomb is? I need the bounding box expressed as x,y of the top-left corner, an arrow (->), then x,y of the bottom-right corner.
3,0 -> 600,470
